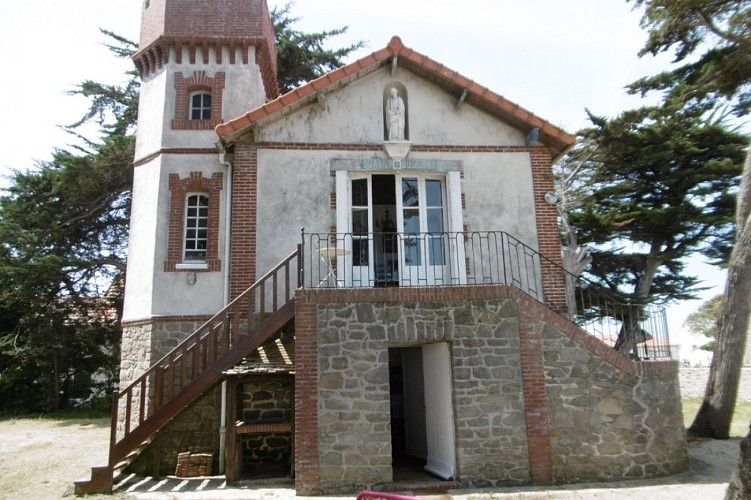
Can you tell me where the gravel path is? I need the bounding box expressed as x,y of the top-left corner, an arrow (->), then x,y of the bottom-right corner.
679,366 -> 751,401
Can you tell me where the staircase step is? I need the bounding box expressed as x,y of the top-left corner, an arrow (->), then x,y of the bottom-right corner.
74,465 -> 113,495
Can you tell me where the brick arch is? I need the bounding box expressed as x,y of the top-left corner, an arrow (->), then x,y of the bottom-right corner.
172,71 -> 225,130
165,171 -> 223,272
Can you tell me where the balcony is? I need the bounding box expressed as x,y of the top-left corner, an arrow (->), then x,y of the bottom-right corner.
299,230 -> 672,360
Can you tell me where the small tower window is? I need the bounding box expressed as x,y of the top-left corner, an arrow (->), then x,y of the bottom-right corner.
190,92 -> 212,120
184,194 -> 209,261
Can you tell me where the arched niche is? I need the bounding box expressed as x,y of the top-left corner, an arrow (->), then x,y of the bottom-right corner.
383,83 -> 409,142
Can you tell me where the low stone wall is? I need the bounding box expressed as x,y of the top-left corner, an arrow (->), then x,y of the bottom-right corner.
542,322 -> 687,482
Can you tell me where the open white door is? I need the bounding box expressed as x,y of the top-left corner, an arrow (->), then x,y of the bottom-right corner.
422,342 -> 456,480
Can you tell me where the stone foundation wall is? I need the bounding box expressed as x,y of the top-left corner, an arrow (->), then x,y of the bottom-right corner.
315,298 -> 530,493
296,286 -> 687,495
240,376 -> 293,473
542,323 -> 687,482
120,318 -> 220,476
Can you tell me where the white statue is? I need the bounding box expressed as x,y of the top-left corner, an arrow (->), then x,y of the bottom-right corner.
385,87 -> 405,141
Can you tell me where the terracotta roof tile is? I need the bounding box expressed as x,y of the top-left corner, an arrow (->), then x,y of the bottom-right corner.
216,36 -> 576,155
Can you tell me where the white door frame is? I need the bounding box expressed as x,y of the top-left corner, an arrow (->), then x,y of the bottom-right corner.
335,169 -> 466,287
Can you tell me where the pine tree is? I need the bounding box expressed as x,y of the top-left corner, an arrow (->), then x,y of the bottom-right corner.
626,0 -> 751,444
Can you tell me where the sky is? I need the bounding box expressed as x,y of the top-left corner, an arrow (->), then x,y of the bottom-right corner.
0,0 -> 732,351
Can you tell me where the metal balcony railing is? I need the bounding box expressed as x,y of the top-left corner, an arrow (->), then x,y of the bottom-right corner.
300,230 -> 672,360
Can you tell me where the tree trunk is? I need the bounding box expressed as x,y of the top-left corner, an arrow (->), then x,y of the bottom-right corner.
614,255 -> 661,355
725,421 -> 751,500
690,146 -> 751,439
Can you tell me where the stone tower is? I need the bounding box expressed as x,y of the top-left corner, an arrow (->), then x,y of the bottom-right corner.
121,0 -> 277,384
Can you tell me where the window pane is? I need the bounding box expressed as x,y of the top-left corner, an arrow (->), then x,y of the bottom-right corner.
427,208 -> 444,233
352,179 -> 368,206
426,179 -> 443,206
402,209 -> 420,234
353,238 -> 369,266
352,208 -> 368,235
402,178 -> 419,207
184,194 -> 209,262
190,93 -> 211,120
403,234 -> 421,266
428,234 -> 445,265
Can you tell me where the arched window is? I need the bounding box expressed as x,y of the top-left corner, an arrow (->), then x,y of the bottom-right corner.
190,91 -> 212,120
172,72 -> 225,130
184,194 -> 209,261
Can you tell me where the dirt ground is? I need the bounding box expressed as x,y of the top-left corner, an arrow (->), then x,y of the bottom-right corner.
0,415 -> 745,500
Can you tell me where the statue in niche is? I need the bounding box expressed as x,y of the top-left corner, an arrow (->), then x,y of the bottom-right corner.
385,87 -> 406,141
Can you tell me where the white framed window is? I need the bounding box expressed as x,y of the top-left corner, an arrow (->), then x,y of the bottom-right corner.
190,91 -> 212,120
184,194 -> 209,261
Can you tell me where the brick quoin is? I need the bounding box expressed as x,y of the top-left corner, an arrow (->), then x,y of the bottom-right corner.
293,293 -> 319,495
516,290 -> 553,486
530,148 -> 567,314
229,143 -> 258,299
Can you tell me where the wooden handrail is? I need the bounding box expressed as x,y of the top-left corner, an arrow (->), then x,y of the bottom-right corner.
109,249 -> 298,468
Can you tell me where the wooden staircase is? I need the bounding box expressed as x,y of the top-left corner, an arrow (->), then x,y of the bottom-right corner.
75,249 -> 300,494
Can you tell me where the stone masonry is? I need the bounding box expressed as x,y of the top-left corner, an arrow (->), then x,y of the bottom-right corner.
315,296 -> 531,493
120,319 -> 220,476
295,285 -> 687,495
240,375 -> 294,475
542,322 -> 687,482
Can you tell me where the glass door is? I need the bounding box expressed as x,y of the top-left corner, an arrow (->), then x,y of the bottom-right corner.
350,177 -> 373,287
397,176 -> 447,286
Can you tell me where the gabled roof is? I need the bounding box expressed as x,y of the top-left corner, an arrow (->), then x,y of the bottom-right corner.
216,36 -> 576,157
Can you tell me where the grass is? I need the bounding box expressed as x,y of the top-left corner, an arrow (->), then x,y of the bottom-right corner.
682,397 -> 751,437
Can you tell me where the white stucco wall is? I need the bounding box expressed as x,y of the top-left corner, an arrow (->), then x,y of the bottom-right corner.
134,70 -> 170,159
462,152 -> 538,247
135,45 -> 266,159
123,158 -> 161,321
125,44 -> 267,321
258,68 -> 526,147
123,153 -> 228,321
255,150 -> 334,277
253,66 -> 539,263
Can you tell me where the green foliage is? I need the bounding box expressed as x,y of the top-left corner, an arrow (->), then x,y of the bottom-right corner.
628,0 -> 751,116
272,3 -> 365,94
684,294 -> 723,350
0,32 -> 135,413
569,103 -> 747,304
0,11 -> 363,414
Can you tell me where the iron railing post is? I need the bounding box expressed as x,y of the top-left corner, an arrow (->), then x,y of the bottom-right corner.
299,227 -> 305,288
